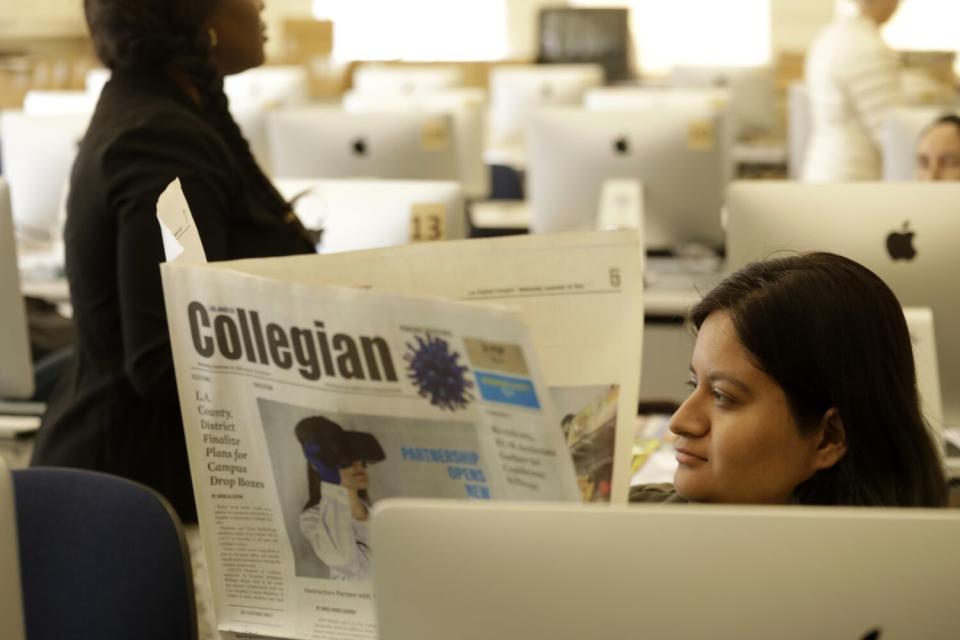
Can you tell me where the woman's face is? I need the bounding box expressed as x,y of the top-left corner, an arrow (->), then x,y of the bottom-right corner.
339,461 -> 369,491
670,312 -> 826,504
205,0 -> 267,76
915,123 -> 960,181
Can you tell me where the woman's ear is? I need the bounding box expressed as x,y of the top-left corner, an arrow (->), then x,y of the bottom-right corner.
813,408 -> 847,471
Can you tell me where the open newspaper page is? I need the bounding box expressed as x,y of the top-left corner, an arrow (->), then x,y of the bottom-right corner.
217,230 -> 644,504
161,264 -> 579,640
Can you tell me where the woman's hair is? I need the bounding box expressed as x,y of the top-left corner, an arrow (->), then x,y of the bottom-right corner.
923,114 -> 960,139
83,0 -> 292,222
690,252 -> 947,507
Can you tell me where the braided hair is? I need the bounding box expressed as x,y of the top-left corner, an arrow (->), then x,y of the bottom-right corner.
84,0 -> 298,227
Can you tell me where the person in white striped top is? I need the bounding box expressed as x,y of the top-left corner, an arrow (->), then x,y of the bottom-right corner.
802,0 -> 902,182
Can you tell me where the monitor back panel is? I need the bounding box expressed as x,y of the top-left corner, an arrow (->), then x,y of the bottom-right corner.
726,181 -> 960,426
528,107 -> 731,250
0,458 -> 25,640
372,499 -> 960,640
266,108 -> 459,183
0,179 -> 34,399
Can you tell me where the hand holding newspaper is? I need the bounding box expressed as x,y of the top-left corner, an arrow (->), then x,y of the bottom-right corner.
157,180 -> 643,639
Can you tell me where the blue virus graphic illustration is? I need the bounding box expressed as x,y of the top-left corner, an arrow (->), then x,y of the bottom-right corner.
404,334 -> 474,411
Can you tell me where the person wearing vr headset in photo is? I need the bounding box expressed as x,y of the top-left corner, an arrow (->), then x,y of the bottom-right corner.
295,417 -> 386,581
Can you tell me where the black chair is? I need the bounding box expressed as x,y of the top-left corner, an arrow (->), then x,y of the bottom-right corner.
12,467 -> 197,640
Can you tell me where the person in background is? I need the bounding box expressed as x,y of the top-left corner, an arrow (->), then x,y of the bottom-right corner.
915,114 -> 960,181
631,252 -> 947,507
31,0 -> 316,523
802,0 -> 902,182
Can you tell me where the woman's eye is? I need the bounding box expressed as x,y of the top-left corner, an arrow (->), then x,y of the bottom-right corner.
711,388 -> 734,406
684,379 -> 697,392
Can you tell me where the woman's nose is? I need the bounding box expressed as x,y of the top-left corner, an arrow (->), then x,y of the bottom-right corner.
669,393 -> 709,439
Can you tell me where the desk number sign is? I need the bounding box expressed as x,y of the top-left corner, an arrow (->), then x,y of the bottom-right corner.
410,203 -> 446,242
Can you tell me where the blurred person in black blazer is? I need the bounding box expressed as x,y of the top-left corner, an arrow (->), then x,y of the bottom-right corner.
31,0 -> 316,522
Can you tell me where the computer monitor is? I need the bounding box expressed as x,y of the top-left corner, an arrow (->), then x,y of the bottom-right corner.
351,63 -> 464,95
0,179 -> 35,400
371,499 -> 960,640
669,65 -> 778,140
787,81 -> 812,179
277,178 -> 465,254
230,104 -> 273,175
0,458 -> 25,640
265,107 -> 459,183
488,64 -> 604,149
223,65 -> 310,110
84,68 -> 110,97
725,181 -> 960,428
905,307 -> 944,440
0,110 -> 91,242
537,7 -> 633,82
528,106 -> 731,251
584,85 -> 730,112
881,106 -> 957,181
22,90 -> 98,116
342,88 -> 489,199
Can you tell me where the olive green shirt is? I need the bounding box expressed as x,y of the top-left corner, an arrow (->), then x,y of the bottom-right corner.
628,483 -> 691,504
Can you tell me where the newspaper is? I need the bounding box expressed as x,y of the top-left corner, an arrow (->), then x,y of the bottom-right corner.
159,181 -> 644,639
219,230 -> 645,504
162,262 -> 581,639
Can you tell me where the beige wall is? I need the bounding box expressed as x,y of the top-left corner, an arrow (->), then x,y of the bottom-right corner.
0,0 -> 315,59
1,0 -> 839,60
0,0 -> 83,39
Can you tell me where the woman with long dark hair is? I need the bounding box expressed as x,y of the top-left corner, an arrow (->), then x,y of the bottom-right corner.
31,0 -> 315,522
632,252 -> 947,507
295,417 -> 386,581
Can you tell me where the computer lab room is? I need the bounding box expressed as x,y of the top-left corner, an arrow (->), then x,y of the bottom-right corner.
1,1 -> 959,639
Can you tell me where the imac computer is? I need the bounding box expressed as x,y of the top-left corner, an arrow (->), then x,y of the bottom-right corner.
351,64 -> 464,95
787,81 -> 812,179
223,65 -> 310,110
0,110 -> 91,242
371,499 -> 960,640
0,179 -> 35,400
0,458 -> 25,640
84,68 -> 110,97
275,178 -> 465,254
527,106 -> 732,252
22,90 -> 98,116
725,181 -> 960,429
230,105 -> 272,175
342,88 -> 488,199
881,106 -> 957,181
669,65 -> 778,140
584,85 -> 730,112
265,108 -> 459,182
488,64 -> 604,149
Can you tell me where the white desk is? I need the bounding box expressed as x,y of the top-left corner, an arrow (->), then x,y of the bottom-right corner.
470,199 -> 530,230
20,278 -> 69,304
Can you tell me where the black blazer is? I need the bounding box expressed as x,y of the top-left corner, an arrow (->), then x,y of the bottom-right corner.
32,69 -> 315,521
